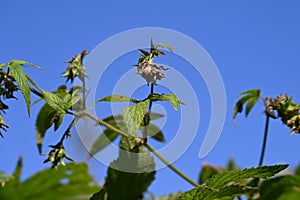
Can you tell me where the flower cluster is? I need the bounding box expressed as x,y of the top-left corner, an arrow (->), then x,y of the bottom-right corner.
267,94 -> 300,134
136,63 -> 170,85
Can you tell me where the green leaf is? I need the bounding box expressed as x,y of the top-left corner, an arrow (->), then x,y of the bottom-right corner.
155,43 -> 174,53
149,93 -> 184,111
140,123 -> 165,142
35,104 -> 56,154
180,165 -> 288,200
0,62 -> 8,68
88,129 -> 119,158
0,162 -> 99,200
53,113 -> 65,131
9,61 -> 31,116
259,175 -> 300,200
0,172 -> 13,187
233,89 -> 261,123
198,163 -> 222,184
103,144 -> 155,199
9,59 -> 42,69
122,99 -> 150,135
42,91 -> 65,113
206,164 -> 288,188
89,95 -> 139,110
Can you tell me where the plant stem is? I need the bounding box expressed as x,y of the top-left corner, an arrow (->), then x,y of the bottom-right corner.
259,114 -> 270,166
83,110 -> 130,139
60,114 -> 81,143
146,143 -> 200,187
82,76 -> 86,110
83,109 -> 199,187
142,83 -> 155,143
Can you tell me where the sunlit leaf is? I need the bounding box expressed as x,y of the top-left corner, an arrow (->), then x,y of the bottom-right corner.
122,99 -> 150,135
42,91 -> 65,113
9,61 -> 31,116
155,43 -> 174,53
149,93 -> 184,111
179,164 -> 288,200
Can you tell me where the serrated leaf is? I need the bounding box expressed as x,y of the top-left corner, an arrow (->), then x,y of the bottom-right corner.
9,62 -> 31,116
35,104 -> 56,154
198,163 -> 222,184
88,129 -> 119,158
122,99 -> 150,135
104,144 -> 155,200
206,164 -> 288,188
0,162 -> 99,200
42,91 -> 65,113
149,93 -> 184,111
89,95 -> 139,110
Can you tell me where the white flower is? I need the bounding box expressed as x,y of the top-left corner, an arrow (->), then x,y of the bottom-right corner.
136,63 -> 170,85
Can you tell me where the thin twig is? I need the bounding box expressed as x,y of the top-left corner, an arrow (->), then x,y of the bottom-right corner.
145,143 -> 200,187
60,114 -> 81,143
83,109 -> 199,187
259,114 -> 270,166
82,110 -> 130,138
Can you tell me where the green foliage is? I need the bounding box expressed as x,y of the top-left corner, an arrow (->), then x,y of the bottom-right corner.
179,164 -> 288,200
122,99 -> 150,135
259,175 -> 300,200
0,172 -> 13,187
35,104 -> 57,153
0,158 -> 99,200
89,95 -> 139,109
62,50 -> 88,82
91,138 -> 156,200
89,113 -> 165,158
149,93 -> 185,111
233,89 -> 261,124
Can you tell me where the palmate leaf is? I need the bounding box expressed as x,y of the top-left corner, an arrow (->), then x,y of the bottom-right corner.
35,104 -> 56,154
233,89 -> 261,124
8,61 -> 31,116
0,159 -> 99,200
122,99 -> 150,135
149,93 -> 184,111
179,164 -> 288,200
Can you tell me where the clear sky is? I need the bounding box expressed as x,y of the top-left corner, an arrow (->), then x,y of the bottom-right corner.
1,0 -> 300,197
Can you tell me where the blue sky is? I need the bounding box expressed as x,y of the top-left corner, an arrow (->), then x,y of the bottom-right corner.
1,0 -> 300,197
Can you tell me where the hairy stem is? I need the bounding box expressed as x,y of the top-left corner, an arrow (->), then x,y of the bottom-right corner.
259,114 -> 270,166
146,143 -> 200,187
